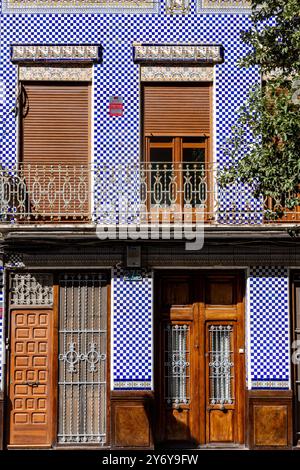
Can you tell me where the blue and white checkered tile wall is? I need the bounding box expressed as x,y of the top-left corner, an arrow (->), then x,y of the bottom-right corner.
112,268 -> 152,389
0,3 -> 284,391
249,266 -> 290,389
0,2 -> 261,222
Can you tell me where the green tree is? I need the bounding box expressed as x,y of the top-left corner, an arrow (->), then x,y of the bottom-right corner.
219,1 -> 300,217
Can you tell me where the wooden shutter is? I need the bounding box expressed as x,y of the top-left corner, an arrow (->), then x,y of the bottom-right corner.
143,84 -> 211,136
19,82 -> 90,220
20,82 -> 90,166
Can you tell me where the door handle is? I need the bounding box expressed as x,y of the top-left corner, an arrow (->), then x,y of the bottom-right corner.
23,381 -> 40,387
207,405 -> 227,413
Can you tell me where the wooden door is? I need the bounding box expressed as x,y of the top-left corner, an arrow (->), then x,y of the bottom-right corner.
205,321 -> 240,444
156,305 -> 199,444
8,309 -> 54,447
292,274 -> 300,445
203,274 -> 245,445
155,271 -> 245,447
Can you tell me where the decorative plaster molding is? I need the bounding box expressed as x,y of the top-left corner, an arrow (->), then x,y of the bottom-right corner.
141,66 -> 213,82
11,45 -> 101,63
133,44 -> 223,65
19,65 -> 93,82
3,0 -> 157,14
165,0 -> 190,15
197,0 -> 251,14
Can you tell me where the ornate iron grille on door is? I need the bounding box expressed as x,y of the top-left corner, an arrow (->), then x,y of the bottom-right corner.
209,325 -> 234,405
164,324 -> 190,407
58,274 -> 107,444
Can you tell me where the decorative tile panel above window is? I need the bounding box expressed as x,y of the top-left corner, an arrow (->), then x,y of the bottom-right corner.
133,44 -> 223,65
140,66 -> 213,82
2,0 -> 158,14
11,45 -> 101,64
197,0 -> 251,14
18,65 -> 93,81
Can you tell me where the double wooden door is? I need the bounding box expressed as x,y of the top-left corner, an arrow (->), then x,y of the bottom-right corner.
155,271 -> 245,446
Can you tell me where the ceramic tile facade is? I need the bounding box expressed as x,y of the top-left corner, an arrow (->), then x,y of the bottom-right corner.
112,268 -> 152,389
0,3 -> 292,392
249,266 -> 290,389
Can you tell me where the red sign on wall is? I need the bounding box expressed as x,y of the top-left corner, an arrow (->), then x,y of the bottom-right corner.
109,96 -> 124,116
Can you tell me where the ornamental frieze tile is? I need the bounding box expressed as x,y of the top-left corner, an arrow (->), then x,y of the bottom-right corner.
133,44 -> 223,65
19,65 -> 93,82
197,0 -> 251,14
11,45 -> 101,63
3,0 -> 157,14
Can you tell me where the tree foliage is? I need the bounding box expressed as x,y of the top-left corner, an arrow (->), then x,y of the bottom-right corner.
219,1 -> 300,217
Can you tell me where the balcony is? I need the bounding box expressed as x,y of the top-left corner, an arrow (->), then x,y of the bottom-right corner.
0,163 -> 299,228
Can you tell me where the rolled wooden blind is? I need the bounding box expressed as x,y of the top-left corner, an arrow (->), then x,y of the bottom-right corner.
21,82 -> 90,166
143,84 -> 211,136
19,82 -> 90,220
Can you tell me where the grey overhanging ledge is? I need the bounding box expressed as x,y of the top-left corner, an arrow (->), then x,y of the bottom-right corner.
10,44 -> 102,64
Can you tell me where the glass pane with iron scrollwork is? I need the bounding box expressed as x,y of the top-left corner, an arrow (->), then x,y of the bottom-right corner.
209,325 -> 234,405
182,147 -> 206,207
164,324 -> 190,407
10,273 -> 53,306
149,147 -> 173,206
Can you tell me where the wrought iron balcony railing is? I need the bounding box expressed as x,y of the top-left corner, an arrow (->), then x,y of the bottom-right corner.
0,163 -> 299,226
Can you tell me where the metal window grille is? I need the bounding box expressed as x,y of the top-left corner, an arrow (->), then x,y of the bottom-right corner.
58,274 -> 107,444
209,325 -> 234,405
164,324 -> 190,406
10,273 -> 53,306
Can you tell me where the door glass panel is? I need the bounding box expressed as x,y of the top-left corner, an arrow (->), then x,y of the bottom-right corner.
58,274 -> 107,444
209,325 -> 234,405
150,147 -> 173,205
182,147 -> 206,206
164,324 -> 190,407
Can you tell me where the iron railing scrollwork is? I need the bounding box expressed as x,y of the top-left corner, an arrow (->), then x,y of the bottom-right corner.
0,162 -> 295,225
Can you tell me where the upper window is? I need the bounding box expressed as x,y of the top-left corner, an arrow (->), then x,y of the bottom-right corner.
142,83 -> 212,214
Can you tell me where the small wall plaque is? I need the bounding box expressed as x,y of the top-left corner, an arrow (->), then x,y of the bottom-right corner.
109,96 -> 124,116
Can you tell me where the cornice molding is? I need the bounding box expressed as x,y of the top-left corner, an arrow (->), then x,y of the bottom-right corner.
133,44 -> 223,65
4,0 -> 157,14
11,44 -> 101,64
197,0 -> 250,14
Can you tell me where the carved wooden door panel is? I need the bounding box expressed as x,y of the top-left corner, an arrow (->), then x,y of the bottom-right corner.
203,274 -> 245,445
8,309 -> 54,446
205,322 -> 238,443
